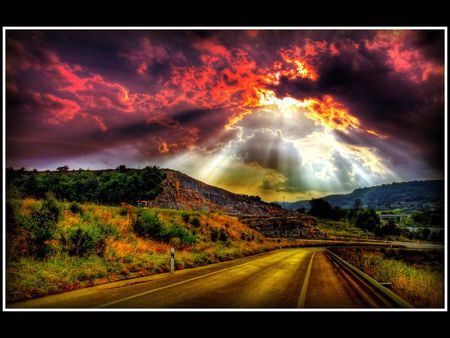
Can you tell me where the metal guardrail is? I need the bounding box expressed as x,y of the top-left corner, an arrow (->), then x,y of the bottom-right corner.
326,249 -> 413,308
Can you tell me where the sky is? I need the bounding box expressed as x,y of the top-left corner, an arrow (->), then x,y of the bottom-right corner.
6,29 -> 445,202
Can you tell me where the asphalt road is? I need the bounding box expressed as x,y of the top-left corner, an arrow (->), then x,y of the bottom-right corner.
9,247 -> 379,309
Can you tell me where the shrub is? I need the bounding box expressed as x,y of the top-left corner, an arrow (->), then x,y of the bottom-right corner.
27,194 -> 61,257
219,228 -> 228,242
190,216 -> 201,227
181,212 -> 190,223
69,202 -> 83,214
98,222 -> 119,239
63,225 -> 100,256
164,223 -> 197,245
134,210 -> 165,240
210,228 -> 219,242
119,207 -> 128,216
62,222 -> 116,257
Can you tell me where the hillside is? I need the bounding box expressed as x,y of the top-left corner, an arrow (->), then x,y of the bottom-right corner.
6,167 -> 284,216
145,169 -> 284,215
6,197 -> 321,302
281,180 -> 444,212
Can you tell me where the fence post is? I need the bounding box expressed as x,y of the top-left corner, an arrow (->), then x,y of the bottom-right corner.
170,247 -> 175,273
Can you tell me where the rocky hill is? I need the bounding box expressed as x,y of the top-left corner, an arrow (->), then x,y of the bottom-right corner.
145,169 -> 284,215
238,214 -> 328,240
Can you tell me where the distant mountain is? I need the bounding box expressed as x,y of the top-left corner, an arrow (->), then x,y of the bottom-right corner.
279,180 -> 444,212
146,169 -> 284,215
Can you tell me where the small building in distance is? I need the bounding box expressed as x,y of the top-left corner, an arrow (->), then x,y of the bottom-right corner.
136,200 -> 151,207
379,213 -> 409,224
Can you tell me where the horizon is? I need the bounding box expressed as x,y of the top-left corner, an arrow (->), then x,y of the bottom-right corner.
6,29 -> 445,202
6,165 -> 444,203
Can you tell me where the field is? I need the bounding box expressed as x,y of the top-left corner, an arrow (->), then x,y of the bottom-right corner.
329,247 -> 444,308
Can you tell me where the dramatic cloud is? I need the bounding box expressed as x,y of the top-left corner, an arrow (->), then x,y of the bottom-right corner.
6,29 -> 445,201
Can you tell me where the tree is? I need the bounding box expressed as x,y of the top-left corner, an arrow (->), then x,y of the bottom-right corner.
57,165 -> 69,172
309,198 -> 334,219
116,164 -> 127,172
7,166 -> 166,205
382,219 -> 401,236
354,208 -> 380,232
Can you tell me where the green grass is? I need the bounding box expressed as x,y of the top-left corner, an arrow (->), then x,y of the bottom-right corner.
6,198 -> 295,303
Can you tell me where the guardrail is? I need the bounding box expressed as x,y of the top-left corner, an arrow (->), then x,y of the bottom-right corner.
326,249 -> 413,308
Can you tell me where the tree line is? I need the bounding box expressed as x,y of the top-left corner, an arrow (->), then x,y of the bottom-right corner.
303,198 -> 442,241
6,165 -> 166,205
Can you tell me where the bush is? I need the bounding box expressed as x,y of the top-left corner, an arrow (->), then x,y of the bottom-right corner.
219,228 -> 228,242
63,226 -> 100,256
6,200 -> 19,235
208,228 -> 228,242
27,194 -> 61,257
190,216 -> 201,227
69,202 -> 83,214
119,207 -> 128,216
134,210 -> 165,240
181,212 -> 190,223
210,228 -> 219,242
353,208 -> 381,232
62,222 -> 117,257
164,223 -> 197,245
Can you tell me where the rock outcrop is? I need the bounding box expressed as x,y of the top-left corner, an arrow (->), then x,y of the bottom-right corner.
238,214 -> 328,240
145,169 -> 284,215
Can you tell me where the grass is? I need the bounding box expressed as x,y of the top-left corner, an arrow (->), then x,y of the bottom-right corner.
6,198 -> 303,303
313,219 -> 373,239
330,247 -> 444,308
7,198 -> 408,303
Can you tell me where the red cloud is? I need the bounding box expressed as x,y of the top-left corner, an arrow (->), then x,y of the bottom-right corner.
120,37 -> 184,75
365,31 -> 443,83
7,39 -> 148,132
32,93 -> 81,125
6,31 -> 444,165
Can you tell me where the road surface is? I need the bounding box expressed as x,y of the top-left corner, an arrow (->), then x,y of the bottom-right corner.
9,247 -> 382,309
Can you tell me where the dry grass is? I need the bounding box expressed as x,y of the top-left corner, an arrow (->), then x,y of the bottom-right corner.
330,248 -> 444,308
6,198 -> 302,303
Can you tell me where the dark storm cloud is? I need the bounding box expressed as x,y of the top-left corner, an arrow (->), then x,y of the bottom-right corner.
236,129 -> 302,179
272,31 -> 444,174
5,29 -> 444,182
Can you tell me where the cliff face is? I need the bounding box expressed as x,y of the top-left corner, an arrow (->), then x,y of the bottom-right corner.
146,169 -> 283,215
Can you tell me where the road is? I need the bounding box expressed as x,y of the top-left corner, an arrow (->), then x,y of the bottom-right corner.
9,247 -> 383,309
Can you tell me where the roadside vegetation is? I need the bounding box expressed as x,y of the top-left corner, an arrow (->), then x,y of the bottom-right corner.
6,196 -> 311,303
329,247 -> 444,308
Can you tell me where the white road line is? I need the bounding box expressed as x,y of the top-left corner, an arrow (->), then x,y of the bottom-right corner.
297,252 -> 316,308
97,250 -> 279,308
